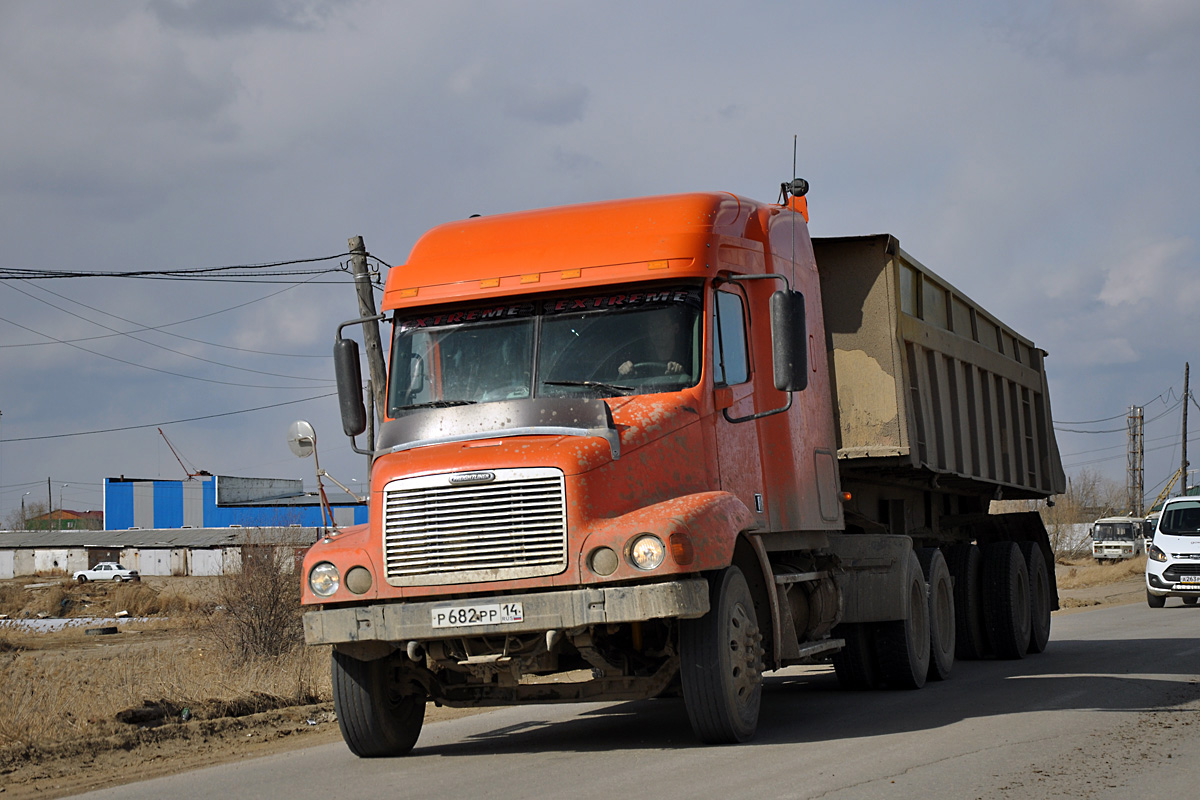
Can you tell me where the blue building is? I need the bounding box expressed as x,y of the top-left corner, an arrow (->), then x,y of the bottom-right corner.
103,475 -> 367,530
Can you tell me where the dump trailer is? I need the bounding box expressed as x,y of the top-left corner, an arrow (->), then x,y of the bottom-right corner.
299,188 -> 1066,756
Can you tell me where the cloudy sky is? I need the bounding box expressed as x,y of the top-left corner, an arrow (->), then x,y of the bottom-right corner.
1,0 -> 1197,522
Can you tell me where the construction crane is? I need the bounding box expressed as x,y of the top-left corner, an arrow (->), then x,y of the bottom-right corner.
1147,466 -> 1185,515
157,428 -> 212,480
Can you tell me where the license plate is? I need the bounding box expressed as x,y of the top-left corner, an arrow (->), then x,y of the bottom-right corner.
431,602 -> 524,629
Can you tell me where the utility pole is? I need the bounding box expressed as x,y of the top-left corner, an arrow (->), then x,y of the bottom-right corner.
1128,405 -> 1144,516
348,237 -> 387,427
1183,362 -> 1190,495
47,477 -> 52,530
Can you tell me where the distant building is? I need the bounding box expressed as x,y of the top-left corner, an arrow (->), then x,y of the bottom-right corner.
103,475 -> 366,530
0,526 -> 322,579
25,509 -> 104,531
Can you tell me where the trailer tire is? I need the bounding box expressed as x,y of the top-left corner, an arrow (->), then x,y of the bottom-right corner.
679,566 -> 764,743
1146,590 -> 1166,608
830,622 -> 881,690
331,650 -> 426,758
946,544 -> 988,660
875,551 -> 930,690
916,548 -> 955,681
1018,541 -> 1052,654
982,542 -> 1031,660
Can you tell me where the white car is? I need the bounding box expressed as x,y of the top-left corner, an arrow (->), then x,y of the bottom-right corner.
1146,497 -> 1200,607
73,562 -> 140,583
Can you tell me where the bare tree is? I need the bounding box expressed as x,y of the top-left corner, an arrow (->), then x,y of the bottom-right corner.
2,500 -> 48,531
994,468 -> 1126,558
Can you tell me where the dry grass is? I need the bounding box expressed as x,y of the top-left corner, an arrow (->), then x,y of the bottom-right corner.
0,574 -> 326,754
0,629 -> 331,751
1056,555 -> 1147,590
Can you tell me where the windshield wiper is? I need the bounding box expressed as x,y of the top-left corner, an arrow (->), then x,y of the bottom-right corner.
542,380 -> 633,397
395,400 -> 477,410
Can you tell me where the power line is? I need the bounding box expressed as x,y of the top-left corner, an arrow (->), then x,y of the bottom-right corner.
3,281 -> 336,384
0,314 -> 330,389
0,276 -> 334,357
0,392 -> 338,442
0,253 -> 352,281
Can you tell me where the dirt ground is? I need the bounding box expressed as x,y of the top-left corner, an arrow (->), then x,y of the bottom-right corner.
0,559 -> 1148,799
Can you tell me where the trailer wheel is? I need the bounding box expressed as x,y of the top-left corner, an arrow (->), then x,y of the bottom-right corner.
1146,590 -> 1166,608
331,650 -> 426,758
679,566 -> 764,743
982,542 -> 1031,660
875,551 -> 930,689
946,544 -> 988,660
916,548 -> 955,681
830,622 -> 881,690
1018,541 -> 1052,654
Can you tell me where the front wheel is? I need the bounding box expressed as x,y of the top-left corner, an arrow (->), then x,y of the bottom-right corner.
1184,597 -> 1198,606
331,650 -> 426,757
76,575 -> 88,584
1146,590 -> 1166,608
679,566 -> 764,744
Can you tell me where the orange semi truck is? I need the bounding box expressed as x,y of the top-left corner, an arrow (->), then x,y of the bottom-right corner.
300,186 -> 1066,756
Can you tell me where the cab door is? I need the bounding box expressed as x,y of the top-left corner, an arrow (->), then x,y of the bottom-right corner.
712,286 -> 766,526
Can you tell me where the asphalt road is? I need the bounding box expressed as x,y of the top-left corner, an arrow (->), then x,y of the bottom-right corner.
75,601 -> 1200,800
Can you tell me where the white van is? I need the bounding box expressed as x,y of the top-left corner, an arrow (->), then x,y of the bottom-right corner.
1145,497 -> 1200,608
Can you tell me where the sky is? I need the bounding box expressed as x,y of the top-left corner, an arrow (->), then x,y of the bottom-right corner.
1,0 -> 1198,522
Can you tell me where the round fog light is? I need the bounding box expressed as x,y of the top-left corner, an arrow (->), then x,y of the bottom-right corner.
309,562 -> 340,597
345,566 -> 373,595
589,547 -> 619,576
627,534 -> 665,571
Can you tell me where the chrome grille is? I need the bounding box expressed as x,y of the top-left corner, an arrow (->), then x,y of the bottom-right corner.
382,468 -> 567,586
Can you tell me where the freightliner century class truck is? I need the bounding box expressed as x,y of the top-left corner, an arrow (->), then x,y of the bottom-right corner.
299,184 -> 1066,756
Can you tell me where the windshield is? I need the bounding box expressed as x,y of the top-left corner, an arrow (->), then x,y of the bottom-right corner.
387,287 -> 703,415
1093,523 -> 1137,540
1160,501 -> 1200,535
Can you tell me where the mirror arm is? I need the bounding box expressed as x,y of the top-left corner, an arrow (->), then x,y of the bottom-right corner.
337,313 -> 386,339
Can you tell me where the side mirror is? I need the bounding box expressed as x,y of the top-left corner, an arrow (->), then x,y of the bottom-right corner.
334,337 -> 367,437
770,290 -> 807,392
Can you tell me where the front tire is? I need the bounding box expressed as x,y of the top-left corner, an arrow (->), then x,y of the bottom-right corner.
1184,597 -> 1198,606
679,566 -> 764,744
76,575 -> 88,584
331,650 -> 426,757
1146,590 -> 1166,608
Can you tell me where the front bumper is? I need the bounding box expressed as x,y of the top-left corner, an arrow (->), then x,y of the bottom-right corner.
303,578 -> 710,646
1145,571 -> 1200,596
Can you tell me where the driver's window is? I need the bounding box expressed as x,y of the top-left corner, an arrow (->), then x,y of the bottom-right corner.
713,290 -> 749,386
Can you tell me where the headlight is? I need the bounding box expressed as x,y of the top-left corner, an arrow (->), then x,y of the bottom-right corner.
627,534 -> 665,571
1148,545 -> 1168,563
309,562 -> 340,597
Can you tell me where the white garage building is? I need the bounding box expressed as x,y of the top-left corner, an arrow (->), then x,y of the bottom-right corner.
0,527 -> 322,580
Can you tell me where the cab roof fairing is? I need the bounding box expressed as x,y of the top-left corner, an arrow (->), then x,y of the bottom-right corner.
380,192 -> 782,311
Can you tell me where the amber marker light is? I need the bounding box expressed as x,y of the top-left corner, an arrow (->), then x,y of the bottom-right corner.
669,533 -> 694,566
841,492 -> 852,503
